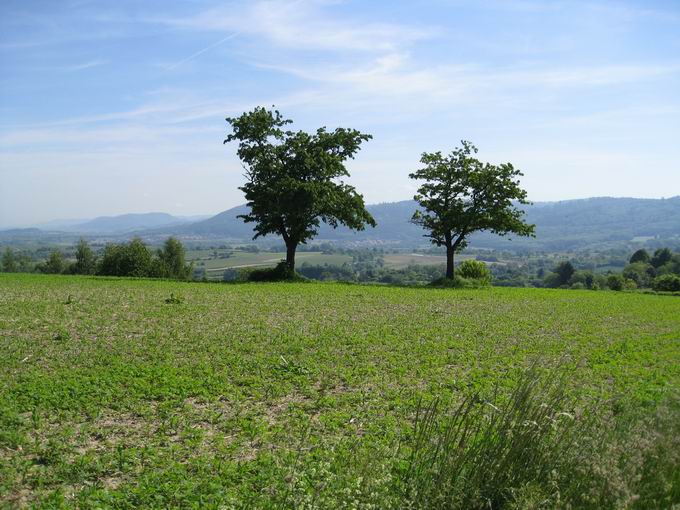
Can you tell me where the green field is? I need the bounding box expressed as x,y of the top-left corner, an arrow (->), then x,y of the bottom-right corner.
188,251 -> 352,278
1,274 -> 679,508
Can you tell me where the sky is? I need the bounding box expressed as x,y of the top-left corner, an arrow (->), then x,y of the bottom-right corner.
1,0 -> 679,227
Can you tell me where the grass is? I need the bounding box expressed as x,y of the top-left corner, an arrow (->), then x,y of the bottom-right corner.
0,273 -> 679,508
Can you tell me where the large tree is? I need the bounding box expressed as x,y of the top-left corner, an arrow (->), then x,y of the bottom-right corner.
410,141 -> 535,279
225,107 -> 375,271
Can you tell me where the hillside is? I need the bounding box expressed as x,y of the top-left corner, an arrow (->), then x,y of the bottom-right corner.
3,197 -> 679,251
1,274 -> 678,507
69,212 -> 189,233
169,196 -> 680,250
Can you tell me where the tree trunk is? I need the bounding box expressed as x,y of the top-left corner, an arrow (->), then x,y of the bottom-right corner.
446,245 -> 454,279
285,241 -> 297,271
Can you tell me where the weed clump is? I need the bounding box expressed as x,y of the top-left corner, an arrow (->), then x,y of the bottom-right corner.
164,293 -> 184,304
52,329 -> 71,342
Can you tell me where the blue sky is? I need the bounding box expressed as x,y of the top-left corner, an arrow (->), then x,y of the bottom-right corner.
1,0 -> 679,227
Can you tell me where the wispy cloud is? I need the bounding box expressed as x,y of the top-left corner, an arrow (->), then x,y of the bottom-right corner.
63,59 -> 107,71
156,0 -> 435,52
164,32 -> 239,70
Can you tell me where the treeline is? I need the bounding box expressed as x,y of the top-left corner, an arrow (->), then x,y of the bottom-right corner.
222,255 -> 492,287
1,237 -> 193,280
543,247 -> 680,292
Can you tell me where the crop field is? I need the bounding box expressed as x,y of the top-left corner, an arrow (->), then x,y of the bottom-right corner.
1,274 -> 679,508
189,251 -> 352,277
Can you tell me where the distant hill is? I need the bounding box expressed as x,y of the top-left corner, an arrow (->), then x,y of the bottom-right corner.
3,197 -> 679,251
167,205 -> 254,238
69,212 -> 190,234
168,196 -> 680,250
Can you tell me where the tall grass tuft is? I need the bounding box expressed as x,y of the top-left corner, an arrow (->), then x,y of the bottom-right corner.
403,367 -> 582,508
400,367 -> 680,509
274,366 -> 679,509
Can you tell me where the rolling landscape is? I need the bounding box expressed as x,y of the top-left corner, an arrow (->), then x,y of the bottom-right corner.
4,196 -> 680,251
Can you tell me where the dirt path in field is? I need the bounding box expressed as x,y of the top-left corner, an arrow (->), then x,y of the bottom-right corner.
205,254 -> 318,272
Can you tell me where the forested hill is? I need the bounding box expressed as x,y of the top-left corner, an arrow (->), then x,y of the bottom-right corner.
169,196 -> 680,250
4,197 -> 678,251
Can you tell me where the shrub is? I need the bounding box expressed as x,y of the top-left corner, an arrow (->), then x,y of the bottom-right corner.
652,274 -> 680,292
570,282 -> 585,289
543,272 -> 561,288
39,250 -> 65,274
429,276 -> 476,288
569,270 -> 595,289
246,261 -> 306,282
456,259 -> 491,285
98,238 -> 152,277
623,278 -> 638,291
622,262 -> 655,288
222,268 -> 239,282
607,274 -> 624,291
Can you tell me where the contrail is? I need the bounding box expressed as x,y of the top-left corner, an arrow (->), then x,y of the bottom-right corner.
166,32 -> 239,70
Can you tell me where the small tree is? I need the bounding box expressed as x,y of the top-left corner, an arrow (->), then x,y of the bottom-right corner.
74,238 -> 96,275
629,249 -> 650,264
98,243 -> 123,276
622,261 -> 655,288
554,261 -> 575,286
410,141 -> 534,279
156,237 -> 192,280
650,248 -> 673,268
97,239 -> 151,277
41,249 -> 65,274
225,107 -> 375,272
653,274 -> 680,292
122,238 -> 152,277
607,274 -> 623,291
2,247 -> 17,272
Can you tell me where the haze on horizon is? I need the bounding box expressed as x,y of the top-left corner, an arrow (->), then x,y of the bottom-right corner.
1,0 -> 679,228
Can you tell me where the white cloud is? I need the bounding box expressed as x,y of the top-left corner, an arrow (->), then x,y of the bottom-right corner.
63,59 -> 107,71
157,0 -> 434,52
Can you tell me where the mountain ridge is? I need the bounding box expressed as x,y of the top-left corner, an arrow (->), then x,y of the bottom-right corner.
157,196 -> 680,250
2,196 -> 679,251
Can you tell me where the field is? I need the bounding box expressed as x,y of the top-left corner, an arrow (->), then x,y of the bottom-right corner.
187,251 -> 352,279
1,274 -> 679,508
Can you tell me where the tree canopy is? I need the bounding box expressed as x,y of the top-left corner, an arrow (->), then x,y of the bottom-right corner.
2,248 -> 17,273
410,141 -> 535,279
73,238 -> 96,275
629,249 -> 650,264
225,106 -> 375,271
